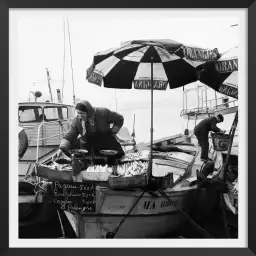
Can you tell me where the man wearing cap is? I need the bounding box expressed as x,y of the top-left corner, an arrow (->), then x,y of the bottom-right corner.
194,114 -> 225,161
52,100 -> 124,160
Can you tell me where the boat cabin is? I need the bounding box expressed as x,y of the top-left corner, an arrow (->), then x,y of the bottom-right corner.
19,102 -> 75,178
19,102 -> 75,147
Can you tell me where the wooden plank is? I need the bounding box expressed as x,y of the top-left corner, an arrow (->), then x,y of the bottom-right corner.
153,159 -> 188,169
19,194 -> 44,203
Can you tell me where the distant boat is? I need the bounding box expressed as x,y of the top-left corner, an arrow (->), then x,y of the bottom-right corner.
180,84 -> 238,218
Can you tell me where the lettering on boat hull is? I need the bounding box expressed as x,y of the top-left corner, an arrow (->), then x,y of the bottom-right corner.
142,199 -> 179,211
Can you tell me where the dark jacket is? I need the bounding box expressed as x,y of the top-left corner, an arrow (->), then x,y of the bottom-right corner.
59,100 -> 124,151
194,116 -> 221,140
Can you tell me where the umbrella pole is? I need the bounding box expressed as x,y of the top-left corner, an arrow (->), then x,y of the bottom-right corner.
148,57 -> 154,183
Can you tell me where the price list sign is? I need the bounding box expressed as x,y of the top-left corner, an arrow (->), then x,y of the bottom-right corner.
52,181 -> 96,212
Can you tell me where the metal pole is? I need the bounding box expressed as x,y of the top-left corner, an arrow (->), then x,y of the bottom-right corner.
115,89 -> 118,111
205,87 -> 208,114
46,68 -> 53,102
215,91 -> 218,109
148,56 -> 154,182
197,85 -> 200,111
186,91 -> 187,112
183,89 -> 185,112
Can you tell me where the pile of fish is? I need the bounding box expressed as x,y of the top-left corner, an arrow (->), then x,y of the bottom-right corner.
47,162 -> 72,171
116,161 -> 148,177
86,165 -> 114,174
120,150 -> 149,162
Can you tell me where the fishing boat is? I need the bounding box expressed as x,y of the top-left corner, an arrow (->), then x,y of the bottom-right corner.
33,122 -> 226,239
18,99 -> 75,227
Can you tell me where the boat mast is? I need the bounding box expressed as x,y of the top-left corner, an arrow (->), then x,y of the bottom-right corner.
67,18 -> 76,105
215,91 -> 218,109
61,18 -> 66,103
46,68 -> 53,102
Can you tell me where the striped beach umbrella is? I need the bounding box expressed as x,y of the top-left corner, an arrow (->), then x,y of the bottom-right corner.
198,46 -> 238,99
86,39 -> 220,89
86,39 -> 220,179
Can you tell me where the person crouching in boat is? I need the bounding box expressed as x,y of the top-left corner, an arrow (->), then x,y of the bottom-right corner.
18,126 -> 28,160
194,114 -> 225,161
52,100 -> 125,161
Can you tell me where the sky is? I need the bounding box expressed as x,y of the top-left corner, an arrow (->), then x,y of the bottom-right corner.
11,9 -> 241,142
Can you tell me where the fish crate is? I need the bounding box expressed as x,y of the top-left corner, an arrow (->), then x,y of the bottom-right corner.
211,133 -> 230,151
108,173 -> 148,190
81,171 -> 112,181
36,164 -> 73,182
80,164 -> 114,182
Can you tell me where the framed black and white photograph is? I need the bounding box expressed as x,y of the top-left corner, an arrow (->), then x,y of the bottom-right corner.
0,1 -> 255,255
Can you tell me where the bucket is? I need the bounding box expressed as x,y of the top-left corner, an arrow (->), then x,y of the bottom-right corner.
211,133 -> 230,151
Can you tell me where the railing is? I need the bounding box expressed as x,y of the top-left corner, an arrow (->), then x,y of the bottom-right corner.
36,120 -> 67,164
180,98 -> 238,117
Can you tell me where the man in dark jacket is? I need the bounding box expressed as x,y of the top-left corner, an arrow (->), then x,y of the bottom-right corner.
194,114 -> 224,161
52,100 -> 124,160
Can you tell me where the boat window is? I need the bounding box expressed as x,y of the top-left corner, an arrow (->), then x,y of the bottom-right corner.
62,107 -> 68,119
19,106 -> 43,123
43,106 -> 68,121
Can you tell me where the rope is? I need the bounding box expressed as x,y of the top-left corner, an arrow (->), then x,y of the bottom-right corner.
106,191 -> 145,238
158,189 -> 213,238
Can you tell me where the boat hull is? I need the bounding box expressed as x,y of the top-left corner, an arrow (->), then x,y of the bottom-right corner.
64,186 -> 196,238
77,212 -> 187,238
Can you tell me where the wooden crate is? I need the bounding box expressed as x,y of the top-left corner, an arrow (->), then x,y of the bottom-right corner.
36,164 -> 73,182
108,173 -> 147,190
81,171 -> 112,181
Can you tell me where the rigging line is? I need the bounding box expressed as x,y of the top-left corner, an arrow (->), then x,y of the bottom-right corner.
61,18 -> 66,103
67,18 -> 75,105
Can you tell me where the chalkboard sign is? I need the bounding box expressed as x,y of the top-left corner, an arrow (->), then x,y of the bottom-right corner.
52,181 -> 96,213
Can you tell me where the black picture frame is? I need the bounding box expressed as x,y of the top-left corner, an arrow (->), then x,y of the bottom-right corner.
1,0 -> 255,255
